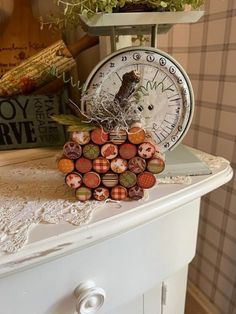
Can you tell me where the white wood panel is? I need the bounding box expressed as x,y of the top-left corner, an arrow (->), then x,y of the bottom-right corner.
162,266 -> 188,314
144,284 -> 162,314
109,297 -> 143,314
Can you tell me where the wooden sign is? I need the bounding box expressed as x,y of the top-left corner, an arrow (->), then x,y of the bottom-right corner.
0,94 -> 68,150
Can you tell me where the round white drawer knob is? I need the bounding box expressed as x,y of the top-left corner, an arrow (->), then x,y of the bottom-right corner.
74,281 -> 106,314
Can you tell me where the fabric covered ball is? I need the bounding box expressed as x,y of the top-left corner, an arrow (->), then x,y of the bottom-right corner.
137,171 -> 156,189
109,129 -> 127,145
111,185 -> 128,200
83,172 -> 101,189
93,187 -> 110,201
128,127 -> 146,144
65,172 -> 82,189
58,158 -> 74,174
93,157 -> 110,173
71,131 -> 90,145
128,185 -> 144,200
91,128 -> 108,145
75,157 -> 93,174
128,156 -> 146,174
63,142 -> 82,159
83,143 -> 100,160
147,157 -> 165,174
101,143 -> 118,159
119,171 -> 137,188
138,142 -> 155,159
102,172 -> 119,188
111,158 -> 128,174
119,143 -> 137,160
75,187 -> 92,201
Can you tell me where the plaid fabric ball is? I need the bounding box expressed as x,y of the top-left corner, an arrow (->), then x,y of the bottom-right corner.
75,187 -> 92,201
147,157 -> 165,174
93,157 -> 110,173
119,171 -> 137,188
137,171 -> 156,189
111,185 -> 128,200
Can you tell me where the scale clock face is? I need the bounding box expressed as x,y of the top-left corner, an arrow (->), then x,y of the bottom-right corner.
83,47 -> 194,152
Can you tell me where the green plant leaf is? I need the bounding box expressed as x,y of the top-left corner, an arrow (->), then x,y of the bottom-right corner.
51,114 -> 85,125
51,114 -> 96,132
67,124 -> 96,132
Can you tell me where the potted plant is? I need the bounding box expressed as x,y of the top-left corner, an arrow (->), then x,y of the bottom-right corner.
38,0 -> 204,30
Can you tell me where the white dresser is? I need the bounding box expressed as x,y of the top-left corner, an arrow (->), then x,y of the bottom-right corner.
0,148 -> 232,314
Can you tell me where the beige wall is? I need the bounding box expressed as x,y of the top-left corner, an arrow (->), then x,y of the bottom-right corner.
158,1 -> 236,313
75,28 -> 100,84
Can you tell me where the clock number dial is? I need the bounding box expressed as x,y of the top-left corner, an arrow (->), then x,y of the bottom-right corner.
146,54 -> 155,62
133,53 -> 141,61
159,57 -> 166,66
169,66 -> 176,74
83,47 -> 194,152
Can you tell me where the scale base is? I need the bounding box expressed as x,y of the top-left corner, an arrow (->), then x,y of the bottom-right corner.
159,145 -> 211,177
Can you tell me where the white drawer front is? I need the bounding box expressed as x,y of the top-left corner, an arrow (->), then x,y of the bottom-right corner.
0,199 -> 200,314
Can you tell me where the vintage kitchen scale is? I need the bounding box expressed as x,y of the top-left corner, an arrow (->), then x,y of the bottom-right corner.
78,10 -> 210,177
81,45 -> 210,177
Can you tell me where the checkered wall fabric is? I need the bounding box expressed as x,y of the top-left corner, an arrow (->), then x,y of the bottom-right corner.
158,1 -> 236,313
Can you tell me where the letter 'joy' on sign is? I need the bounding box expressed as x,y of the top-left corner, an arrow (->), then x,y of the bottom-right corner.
0,94 -> 67,150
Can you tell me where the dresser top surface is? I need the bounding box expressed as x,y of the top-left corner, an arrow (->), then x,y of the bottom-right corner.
0,146 -> 233,276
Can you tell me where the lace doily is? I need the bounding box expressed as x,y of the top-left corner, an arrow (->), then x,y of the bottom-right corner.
158,176 -> 192,184
195,150 -> 230,170
0,157 -> 106,254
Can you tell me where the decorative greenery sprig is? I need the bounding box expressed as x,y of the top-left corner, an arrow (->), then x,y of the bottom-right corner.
41,0 -> 204,30
51,114 -> 96,132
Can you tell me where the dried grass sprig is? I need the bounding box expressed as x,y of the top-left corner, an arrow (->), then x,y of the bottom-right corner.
82,92 -> 142,133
